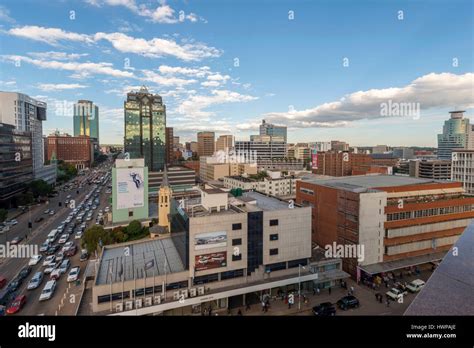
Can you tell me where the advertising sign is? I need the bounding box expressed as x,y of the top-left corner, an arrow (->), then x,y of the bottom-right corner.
194,231 -> 227,250
195,252 -> 227,271
116,167 -> 145,209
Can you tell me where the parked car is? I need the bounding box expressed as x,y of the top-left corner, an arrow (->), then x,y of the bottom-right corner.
34,217 -> 44,223
337,296 -> 360,310
62,241 -> 74,253
406,279 -> 425,293
386,288 -> 408,301
39,280 -> 56,301
27,272 -> 44,290
55,252 -> 64,264
6,295 -> 26,314
64,245 -> 77,257
17,266 -> 32,281
10,237 -> 23,245
28,255 -> 43,266
0,277 -> 7,289
58,234 -> 69,244
6,219 -> 18,226
67,266 -> 80,282
80,250 -> 89,262
312,302 -> 336,316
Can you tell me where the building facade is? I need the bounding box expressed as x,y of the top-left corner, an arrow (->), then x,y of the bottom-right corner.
124,87 -> 166,172
259,119 -> 287,142
216,135 -> 234,152
165,127 -> 174,165
437,110 -> 474,160
199,156 -> 257,182
223,175 -> 299,197
148,166 -> 196,193
197,132 -> 215,157
451,150 -> 474,195
409,159 -> 452,180
46,134 -> 93,169
73,100 -> 99,140
235,135 -> 287,164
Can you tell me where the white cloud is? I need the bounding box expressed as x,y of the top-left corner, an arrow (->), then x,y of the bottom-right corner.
140,69 -> 197,87
261,72 -> 474,128
1,55 -> 134,78
28,51 -> 89,61
37,83 -> 88,91
158,65 -> 211,78
8,25 -> 94,45
0,5 -> 15,23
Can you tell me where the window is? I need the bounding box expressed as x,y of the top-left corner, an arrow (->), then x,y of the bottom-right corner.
232,238 -> 242,246
269,219 -> 278,226
232,223 -> 242,230
221,269 -> 244,280
269,234 -> 278,241
232,254 -> 242,261
269,248 -> 278,255
128,211 -> 133,217
265,262 -> 286,272
193,273 -> 219,285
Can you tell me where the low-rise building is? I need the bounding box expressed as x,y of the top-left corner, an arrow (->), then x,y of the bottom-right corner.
199,156 -> 257,182
451,149 -> 474,195
223,175 -> 299,198
46,133 -> 93,169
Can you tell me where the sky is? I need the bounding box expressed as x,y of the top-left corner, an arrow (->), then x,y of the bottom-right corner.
0,0 -> 472,146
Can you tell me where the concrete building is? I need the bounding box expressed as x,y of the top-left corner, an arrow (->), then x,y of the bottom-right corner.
330,140 -> 349,152
437,110 -> 474,160
409,159 -> 451,180
46,133 -> 93,169
257,159 -> 305,171
313,152 -> 372,177
92,190 -> 350,315
197,132 -> 215,157
259,119 -> 287,142
393,147 -> 415,160
124,87 -> 166,172
186,141 -> 198,154
0,92 -> 47,180
34,163 -> 57,185
235,135 -> 287,164
372,145 -> 389,154
111,158 -> 149,224
199,156 -> 257,182
296,175 -> 473,279
309,142 -> 331,152
148,166 -> 196,193
223,175 -> 299,198
451,150 -> 474,195
216,135 -> 234,152
289,144 -> 311,161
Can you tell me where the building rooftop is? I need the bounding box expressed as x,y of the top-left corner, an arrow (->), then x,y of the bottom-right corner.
240,191 -> 292,211
96,236 -> 186,285
302,174 -> 438,192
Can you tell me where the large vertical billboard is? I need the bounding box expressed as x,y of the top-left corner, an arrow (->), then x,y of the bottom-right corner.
116,167 -> 145,209
311,148 -> 318,169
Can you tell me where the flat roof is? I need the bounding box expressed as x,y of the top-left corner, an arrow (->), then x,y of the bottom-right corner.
96,236 -> 186,285
241,191 -> 293,211
302,174 -> 438,192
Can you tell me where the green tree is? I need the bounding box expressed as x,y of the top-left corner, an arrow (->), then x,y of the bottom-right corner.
111,227 -> 128,243
82,225 -> 113,254
16,192 -> 34,206
29,180 -> 52,198
0,209 -> 7,223
125,220 -> 142,238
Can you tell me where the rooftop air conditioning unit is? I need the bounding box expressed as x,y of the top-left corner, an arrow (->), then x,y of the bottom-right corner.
189,288 -> 197,297
115,303 -> 123,312
125,301 -> 133,311
197,287 -> 205,296
154,295 -> 162,304
180,289 -> 189,298
145,297 -> 152,307
173,291 -> 180,300
135,299 -> 143,309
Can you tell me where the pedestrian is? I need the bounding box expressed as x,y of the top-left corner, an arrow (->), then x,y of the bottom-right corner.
313,288 -> 316,296
328,287 -> 331,295
386,299 -> 390,307
246,302 -> 251,311
261,301 -> 266,312
316,288 -> 320,295
208,307 -> 213,316
375,293 -> 379,302
350,286 -> 354,294
237,309 -> 242,316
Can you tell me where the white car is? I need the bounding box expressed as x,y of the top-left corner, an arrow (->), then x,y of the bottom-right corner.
62,241 -> 74,252
50,268 -> 61,280
67,266 -> 80,282
58,234 -> 69,244
43,255 -> 56,267
75,231 -> 83,239
39,280 -> 56,301
386,288 -> 408,301
28,254 -> 43,266
49,210 -> 55,215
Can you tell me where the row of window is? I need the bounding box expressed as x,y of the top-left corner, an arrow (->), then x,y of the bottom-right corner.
387,204 -> 474,221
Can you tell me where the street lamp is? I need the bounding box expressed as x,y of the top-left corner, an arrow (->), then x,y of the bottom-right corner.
298,264 -> 305,310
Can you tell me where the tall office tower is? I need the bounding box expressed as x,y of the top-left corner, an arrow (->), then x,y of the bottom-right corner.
73,100 -> 99,140
165,127 -> 173,165
0,92 -> 46,179
259,119 -> 287,142
197,131 -> 215,156
216,135 -> 234,151
437,111 -> 474,160
124,86 -> 166,172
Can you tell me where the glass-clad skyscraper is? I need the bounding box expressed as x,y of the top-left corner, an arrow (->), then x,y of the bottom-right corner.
437,111 -> 474,160
259,119 -> 287,142
124,86 -> 166,172
73,100 -> 99,140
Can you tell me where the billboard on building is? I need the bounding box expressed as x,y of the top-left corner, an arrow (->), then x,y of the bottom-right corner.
194,252 -> 227,271
116,167 -> 145,209
194,231 -> 227,250
311,149 -> 318,169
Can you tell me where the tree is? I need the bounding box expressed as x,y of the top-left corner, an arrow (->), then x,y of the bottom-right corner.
111,227 -> 128,243
125,220 -> 142,238
0,209 -> 7,223
29,180 -> 52,198
16,192 -> 34,206
82,225 -> 113,254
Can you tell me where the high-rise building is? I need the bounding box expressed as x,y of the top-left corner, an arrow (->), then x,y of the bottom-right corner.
0,92 -> 46,179
235,135 -> 287,164
451,150 -> 474,195
259,119 -> 287,142
165,127 -> 173,165
197,131 -> 215,156
124,86 -> 166,172
73,100 -> 99,140
437,111 -> 474,160
216,135 -> 234,151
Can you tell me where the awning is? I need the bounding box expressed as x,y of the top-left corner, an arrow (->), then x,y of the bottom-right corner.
358,251 -> 447,275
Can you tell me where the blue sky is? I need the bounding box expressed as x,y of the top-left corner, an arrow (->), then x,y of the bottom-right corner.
0,0 -> 472,146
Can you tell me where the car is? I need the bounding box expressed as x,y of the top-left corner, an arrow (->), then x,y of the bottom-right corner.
43,261 -> 60,275
62,241 -> 74,252
0,277 -> 6,289
50,269 -> 61,280
67,266 -> 80,282
44,209 -> 50,214
5,219 -> 18,226
6,295 -> 26,314
92,205 -> 97,210
55,252 -> 64,264
58,234 -> 69,244
49,210 -> 55,216
6,278 -> 22,293
10,236 -> 23,245
34,217 -> 44,223
59,259 -> 71,274
86,215 -> 92,221
66,227 -> 74,235
386,288 -> 408,301
39,280 -> 56,301
17,266 -> 32,281
337,296 -> 360,310
312,302 -> 336,316
39,241 -> 50,253
43,255 -> 56,267
104,206 -> 110,212
406,279 -> 425,293
80,250 -> 89,262
28,255 -> 43,266
45,245 -> 60,255
27,272 -> 44,290
64,245 -> 77,257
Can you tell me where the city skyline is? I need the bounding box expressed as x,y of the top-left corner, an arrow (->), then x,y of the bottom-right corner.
0,0 -> 472,146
